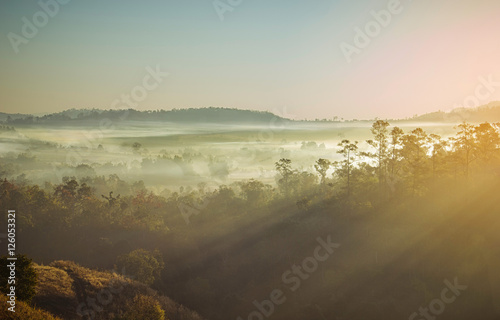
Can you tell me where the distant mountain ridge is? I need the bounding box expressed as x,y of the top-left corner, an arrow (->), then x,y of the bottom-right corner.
2,107 -> 291,125
2,102 -> 500,124
411,101 -> 500,122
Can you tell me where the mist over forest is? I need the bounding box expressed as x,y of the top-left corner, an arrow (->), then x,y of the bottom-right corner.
1,105 -> 500,319
3,104 -> 500,191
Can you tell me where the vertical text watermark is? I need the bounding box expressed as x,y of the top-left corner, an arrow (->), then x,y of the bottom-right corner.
6,210 -> 17,312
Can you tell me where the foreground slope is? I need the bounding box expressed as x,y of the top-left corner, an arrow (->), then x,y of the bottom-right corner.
0,294 -> 61,320
32,260 -> 204,320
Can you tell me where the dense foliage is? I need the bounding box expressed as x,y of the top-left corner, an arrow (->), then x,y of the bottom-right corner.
0,254 -> 38,302
1,121 -> 500,319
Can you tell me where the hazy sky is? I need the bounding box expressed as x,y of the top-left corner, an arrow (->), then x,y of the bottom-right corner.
1,0 -> 499,119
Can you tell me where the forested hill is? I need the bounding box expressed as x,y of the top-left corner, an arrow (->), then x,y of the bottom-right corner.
411,101 -> 500,122
1,107 -> 291,125
3,102 -> 500,125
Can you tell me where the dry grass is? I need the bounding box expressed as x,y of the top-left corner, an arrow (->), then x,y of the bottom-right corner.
29,260 -> 204,320
0,294 -> 61,320
35,265 -> 75,299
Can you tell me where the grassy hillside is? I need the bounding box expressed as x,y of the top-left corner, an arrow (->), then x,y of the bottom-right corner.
0,294 -> 61,320
32,261 -> 204,320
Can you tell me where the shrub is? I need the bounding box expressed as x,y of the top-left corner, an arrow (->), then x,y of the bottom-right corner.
0,254 -> 38,302
123,294 -> 166,320
116,249 -> 164,285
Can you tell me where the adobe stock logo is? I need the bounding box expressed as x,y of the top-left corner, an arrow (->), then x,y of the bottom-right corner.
340,0 -> 404,63
7,0 -> 71,54
453,75 -> 500,109
408,278 -> 467,320
64,64 -> 168,167
236,236 -> 340,320
213,0 -> 243,21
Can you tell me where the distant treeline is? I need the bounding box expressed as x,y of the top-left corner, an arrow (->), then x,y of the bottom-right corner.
3,102 -> 500,125
0,125 -> 15,132
2,107 -> 291,125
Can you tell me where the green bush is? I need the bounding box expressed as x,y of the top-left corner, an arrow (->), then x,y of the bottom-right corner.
123,294 -> 166,320
116,249 -> 164,285
0,254 -> 38,302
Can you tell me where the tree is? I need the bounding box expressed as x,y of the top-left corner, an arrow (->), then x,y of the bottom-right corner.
429,134 -> 448,180
0,254 -> 38,302
116,249 -> 164,285
240,179 -> 267,206
102,191 -> 120,206
474,122 -> 500,166
275,158 -> 294,197
388,126 -> 404,184
293,171 -> 318,196
54,178 -> 79,209
314,158 -> 332,185
366,120 -> 390,186
123,294 -> 166,320
132,142 -> 142,153
453,123 -> 476,179
401,128 -> 430,195
336,140 -> 359,198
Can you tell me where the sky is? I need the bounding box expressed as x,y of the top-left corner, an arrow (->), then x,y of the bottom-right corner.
0,0 -> 499,120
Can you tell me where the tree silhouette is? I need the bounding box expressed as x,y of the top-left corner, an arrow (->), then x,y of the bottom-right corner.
401,128 -> 429,195
474,122 -> 500,165
101,191 -> 120,206
454,123 -> 476,180
275,158 -> 294,197
314,158 -> 332,186
336,140 -> 359,198
366,120 -> 390,185
388,126 -> 404,178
